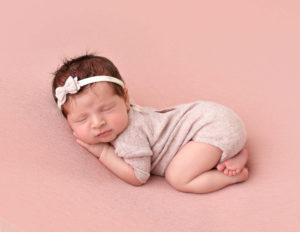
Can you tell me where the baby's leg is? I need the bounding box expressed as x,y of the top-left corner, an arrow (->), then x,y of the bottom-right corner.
165,142 -> 248,194
217,149 -> 248,176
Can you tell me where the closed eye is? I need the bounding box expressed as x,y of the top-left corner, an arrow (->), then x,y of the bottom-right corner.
74,116 -> 88,123
101,104 -> 115,112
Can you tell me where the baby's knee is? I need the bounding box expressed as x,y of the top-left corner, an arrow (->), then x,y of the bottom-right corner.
165,171 -> 190,192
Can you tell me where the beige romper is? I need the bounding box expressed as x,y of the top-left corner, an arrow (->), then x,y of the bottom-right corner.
111,101 -> 246,183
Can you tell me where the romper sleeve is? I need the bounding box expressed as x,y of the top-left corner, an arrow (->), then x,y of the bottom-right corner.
111,114 -> 153,184
116,143 -> 152,184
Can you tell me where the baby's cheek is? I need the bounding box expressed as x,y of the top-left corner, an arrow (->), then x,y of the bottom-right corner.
74,126 -> 90,142
112,112 -> 129,131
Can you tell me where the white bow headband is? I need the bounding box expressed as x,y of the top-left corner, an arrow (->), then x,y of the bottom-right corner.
55,75 -> 125,109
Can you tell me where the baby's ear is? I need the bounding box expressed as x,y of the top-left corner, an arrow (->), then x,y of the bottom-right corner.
124,88 -> 130,110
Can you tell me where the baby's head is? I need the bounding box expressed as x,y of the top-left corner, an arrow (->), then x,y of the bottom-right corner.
52,54 -> 130,144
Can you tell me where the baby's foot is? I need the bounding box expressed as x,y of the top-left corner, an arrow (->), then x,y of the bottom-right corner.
217,149 -> 248,176
234,167 -> 249,183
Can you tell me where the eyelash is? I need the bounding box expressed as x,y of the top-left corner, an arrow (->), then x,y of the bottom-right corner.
76,117 -> 87,123
74,105 -> 115,122
102,105 -> 114,112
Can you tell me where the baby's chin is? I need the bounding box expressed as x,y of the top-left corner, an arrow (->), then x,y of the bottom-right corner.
87,136 -> 116,145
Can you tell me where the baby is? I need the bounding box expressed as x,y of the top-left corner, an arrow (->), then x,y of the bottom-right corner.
52,54 -> 249,194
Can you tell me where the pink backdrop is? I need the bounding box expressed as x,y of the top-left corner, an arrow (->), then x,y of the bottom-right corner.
1,0 -> 299,231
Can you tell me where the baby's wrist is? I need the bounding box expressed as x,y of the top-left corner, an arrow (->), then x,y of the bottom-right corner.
99,144 -> 110,161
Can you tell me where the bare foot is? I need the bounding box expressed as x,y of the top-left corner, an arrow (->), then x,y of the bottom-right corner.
234,167 -> 249,183
217,149 -> 248,176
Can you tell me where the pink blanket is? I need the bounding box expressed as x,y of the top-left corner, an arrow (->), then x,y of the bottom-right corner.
1,1 -> 299,231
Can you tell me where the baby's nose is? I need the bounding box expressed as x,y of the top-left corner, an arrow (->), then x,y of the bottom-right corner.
91,115 -> 106,128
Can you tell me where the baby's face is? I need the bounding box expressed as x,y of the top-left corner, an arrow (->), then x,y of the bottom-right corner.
64,82 -> 130,144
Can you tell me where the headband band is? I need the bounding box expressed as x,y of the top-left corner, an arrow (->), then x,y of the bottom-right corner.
55,75 -> 125,109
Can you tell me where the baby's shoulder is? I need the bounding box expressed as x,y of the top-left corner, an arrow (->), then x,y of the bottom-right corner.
129,106 -> 152,127
116,107 -> 151,139
111,108 -> 151,151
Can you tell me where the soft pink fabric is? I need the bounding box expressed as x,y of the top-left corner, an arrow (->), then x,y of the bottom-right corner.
0,1 -> 299,231
0,217 -> 20,232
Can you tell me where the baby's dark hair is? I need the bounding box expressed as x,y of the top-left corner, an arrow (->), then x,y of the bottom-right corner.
52,53 -> 126,117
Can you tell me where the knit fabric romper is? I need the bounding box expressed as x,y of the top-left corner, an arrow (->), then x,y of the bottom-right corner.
111,101 -> 247,183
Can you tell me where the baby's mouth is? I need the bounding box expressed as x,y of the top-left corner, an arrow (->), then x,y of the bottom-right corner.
96,130 -> 112,137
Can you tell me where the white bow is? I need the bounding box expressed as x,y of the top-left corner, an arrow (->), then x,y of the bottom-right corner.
55,76 -> 81,109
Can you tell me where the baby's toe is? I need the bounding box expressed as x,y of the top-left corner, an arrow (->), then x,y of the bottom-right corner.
224,169 -> 228,175
224,168 -> 231,176
217,163 -> 226,172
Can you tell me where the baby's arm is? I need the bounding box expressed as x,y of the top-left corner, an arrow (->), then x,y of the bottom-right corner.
76,139 -> 143,186
100,145 -> 144,186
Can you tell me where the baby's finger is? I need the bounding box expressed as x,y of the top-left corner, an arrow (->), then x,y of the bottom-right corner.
76,139 -> 90,150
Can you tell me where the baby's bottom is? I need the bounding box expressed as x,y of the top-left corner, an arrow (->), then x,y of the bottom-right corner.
165,142 -> 248,194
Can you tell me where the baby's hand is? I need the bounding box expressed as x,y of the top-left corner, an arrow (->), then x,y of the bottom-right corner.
75,139 -> 107,158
